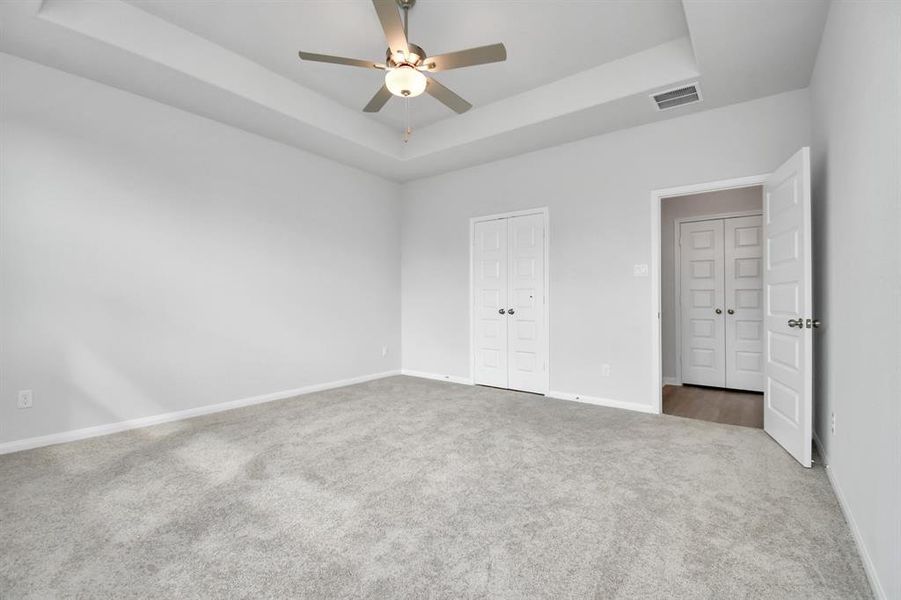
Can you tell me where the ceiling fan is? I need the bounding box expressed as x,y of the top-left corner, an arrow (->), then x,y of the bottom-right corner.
298,0 -> 507,115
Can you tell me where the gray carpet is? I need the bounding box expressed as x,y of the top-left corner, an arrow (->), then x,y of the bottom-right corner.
0,376 -> 870,599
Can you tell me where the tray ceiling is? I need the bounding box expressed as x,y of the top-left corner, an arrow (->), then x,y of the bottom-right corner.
0,0 -> 829,181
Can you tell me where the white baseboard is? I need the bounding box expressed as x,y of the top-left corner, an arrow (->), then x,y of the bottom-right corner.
0,370 -> 401,456
403,374 -> 656,417
547,390 -> 658,415
663,377 -> 682,386
400,369 -> 473,386
400,375 -> 657,418
823,464 -> 886,600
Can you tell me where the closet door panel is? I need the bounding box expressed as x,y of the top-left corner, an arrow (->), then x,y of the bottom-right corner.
680,219 -> 726,387
725,215 -> 764,391
473,219 -> 508,388
506,214 -> 547,394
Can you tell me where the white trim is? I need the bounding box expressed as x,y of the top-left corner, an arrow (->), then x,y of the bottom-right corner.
548,391 -> 658,415
672,209 -> 762,385
652,174 -> 770,200
662,377 -> 682,387
675,210 -> 762,226
816,419 -> 885,600
400,369 -> 473,386
469,207 -> 550,394
823,464 -> 887,600
471,207 -> 549,222
650,174 -> 769,415
0,370 -> 401,455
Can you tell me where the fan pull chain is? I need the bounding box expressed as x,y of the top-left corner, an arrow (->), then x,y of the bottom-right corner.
403,96 -> 412,143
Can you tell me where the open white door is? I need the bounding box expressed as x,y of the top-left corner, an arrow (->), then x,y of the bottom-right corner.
763,147 -> 813,467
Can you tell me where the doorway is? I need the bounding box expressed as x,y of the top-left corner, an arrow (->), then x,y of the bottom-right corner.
650,150 -> 815,466
660,186 -> 765,427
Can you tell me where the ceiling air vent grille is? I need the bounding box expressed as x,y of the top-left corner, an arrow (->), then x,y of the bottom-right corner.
651,83 -> 702,111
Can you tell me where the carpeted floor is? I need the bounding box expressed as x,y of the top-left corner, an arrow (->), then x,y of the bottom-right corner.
0,376 -> 871,599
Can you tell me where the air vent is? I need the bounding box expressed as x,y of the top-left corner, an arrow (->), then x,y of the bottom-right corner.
651,83 -> 702,111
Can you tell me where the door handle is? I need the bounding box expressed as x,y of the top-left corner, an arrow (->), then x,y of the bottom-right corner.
807,318 -> 822,329
498,308 -> 505,315
727,309 -> 734,315
507,308 -> 515,315
715,308 -> 722,315
787,318 -> 804,328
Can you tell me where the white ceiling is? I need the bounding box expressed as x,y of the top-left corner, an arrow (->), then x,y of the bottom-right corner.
0,0 -> 829,181
123,0 -> 689,129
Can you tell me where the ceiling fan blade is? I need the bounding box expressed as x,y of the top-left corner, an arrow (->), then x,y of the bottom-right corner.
363,85 -> 393,113
422,43 -> 507,71
372,0 -> 409,57
425,78 -> 472,114
298,51 -> 383,69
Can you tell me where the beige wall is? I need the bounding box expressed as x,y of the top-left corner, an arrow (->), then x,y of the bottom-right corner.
660,187 -> 762,382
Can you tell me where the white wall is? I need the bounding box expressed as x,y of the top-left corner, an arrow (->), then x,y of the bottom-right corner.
660,187 -> 762,382
0,54 -> 401,446
401,89 -> 810,409
809,2 -> 901,598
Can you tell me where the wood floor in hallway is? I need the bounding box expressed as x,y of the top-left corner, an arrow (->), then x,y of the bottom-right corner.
662,384 -> 764,428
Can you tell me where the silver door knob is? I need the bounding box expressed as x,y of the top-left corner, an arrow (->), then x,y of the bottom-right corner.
498,308 -> 505,315
788,319 -> 804,328
715,308 -> 722,314
507,308 -> 515,315
727,309 -> 734,315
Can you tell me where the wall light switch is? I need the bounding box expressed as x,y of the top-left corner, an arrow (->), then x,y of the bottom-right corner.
381,346 -> 389,357
633,264 -> 649,277
17,390 -> 33,409
601,364 -> 611,377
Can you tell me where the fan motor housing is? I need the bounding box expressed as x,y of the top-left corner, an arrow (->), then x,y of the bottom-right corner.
387,43 -> 426,68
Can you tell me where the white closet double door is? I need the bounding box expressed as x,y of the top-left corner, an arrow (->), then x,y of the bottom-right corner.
680,215 -> 764,392
472,213 -> 547,394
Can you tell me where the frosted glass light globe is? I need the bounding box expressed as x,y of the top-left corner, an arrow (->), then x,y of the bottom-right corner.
385,65 -> 427,98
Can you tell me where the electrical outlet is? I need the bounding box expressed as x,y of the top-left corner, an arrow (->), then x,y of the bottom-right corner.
381,346 -> 389,357
633,264 -> 649,277
601,364 -> 611,377
830,412 -> 836,435
17,390 -> 33,409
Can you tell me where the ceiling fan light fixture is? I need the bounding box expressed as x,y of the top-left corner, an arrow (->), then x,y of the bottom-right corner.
385,65 -> 427,98
297,0 -> 506,116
